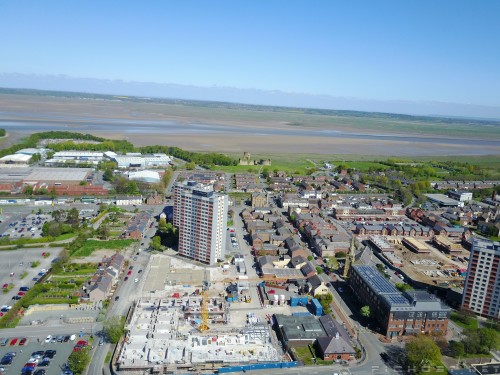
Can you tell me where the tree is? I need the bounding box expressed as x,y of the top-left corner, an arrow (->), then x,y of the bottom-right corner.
51,209 -> 66,223
315,266 -> 324,274
463,328 -> 481,354
317,293 -> 333,314
405,335 -> 442,373
42,221 -> 62,237
103,316 -> 126,344
307,255 -> 314,261
67,346 -> 91,374
185,161 -> 196,170
158,217 -> 168,232
449,340 -> 465,358
479,328 -> 500,352
66,207 -> 80,226
360,305 -> 371,318
150,235 -> 163,251
96,224 -> 109,240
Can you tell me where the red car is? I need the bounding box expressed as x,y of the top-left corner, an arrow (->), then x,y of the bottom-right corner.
127,270 -> 132,275
2,283 -> 8,289
73,340 -> 88,352
19,337 -> 27,345
17,291 -> 26,296
10,337 -> 18,346
24,362 -> 36,368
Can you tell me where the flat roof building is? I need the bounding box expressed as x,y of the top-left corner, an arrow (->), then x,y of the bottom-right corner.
425,194 -> 463,207
349,265 -> 450,338
462,238 -> 500,319
174,180 -> 228,264
0,154 -> 32,165
110,153 -> 171,169
23,168 -> 92,185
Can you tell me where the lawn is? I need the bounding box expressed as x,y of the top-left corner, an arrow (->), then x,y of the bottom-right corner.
292,345 -> 333,366
450,312 -> 478,330
71,239 -> 136,257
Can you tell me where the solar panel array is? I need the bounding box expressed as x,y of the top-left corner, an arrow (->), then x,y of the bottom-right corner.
354,265 -> 400,294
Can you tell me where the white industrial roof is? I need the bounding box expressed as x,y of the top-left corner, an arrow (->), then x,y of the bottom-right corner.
24,168 -> 92,181
53,151 -> 104,157
128,170 -> 161,182
0,154 -> 32,162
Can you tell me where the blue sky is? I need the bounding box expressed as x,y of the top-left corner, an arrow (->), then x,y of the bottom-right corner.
1,1 -> 500,110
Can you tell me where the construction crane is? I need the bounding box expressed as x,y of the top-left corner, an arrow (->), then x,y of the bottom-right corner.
197,290 -> 210,332
197,269 -> 211,332
343,237 -> 357,279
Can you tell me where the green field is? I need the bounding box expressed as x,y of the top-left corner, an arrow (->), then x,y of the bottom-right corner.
71,239 -> 136,257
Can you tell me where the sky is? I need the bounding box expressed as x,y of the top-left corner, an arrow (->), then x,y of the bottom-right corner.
1,1 -> 500,114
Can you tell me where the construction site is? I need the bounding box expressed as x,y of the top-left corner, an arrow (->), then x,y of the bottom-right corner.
117,296 -> 283,373
116,253 -> 296,373
368,235 -> 469,289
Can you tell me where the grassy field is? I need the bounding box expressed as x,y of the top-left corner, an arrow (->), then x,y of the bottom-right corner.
71,239 -> 136,257
212,152 -> 500,178
450,312 -> 479,330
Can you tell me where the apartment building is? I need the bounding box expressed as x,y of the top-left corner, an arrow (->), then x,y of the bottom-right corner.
349,265 -> 450,338
461,238 -> 500,319
174,181 -> 228,264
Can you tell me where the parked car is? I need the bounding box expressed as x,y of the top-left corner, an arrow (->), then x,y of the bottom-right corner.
44,350 -> 56,359
34,370 -> 46,375
44,335 -> 52,343
12,295 -> 21,300
1,284 -> 8,289
19,338 -> 27,345
19,287 -> 30,292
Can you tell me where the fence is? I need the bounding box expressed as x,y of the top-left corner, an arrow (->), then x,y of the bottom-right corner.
217,361 -> 299,373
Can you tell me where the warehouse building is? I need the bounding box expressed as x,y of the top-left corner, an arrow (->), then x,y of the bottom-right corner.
23,168 -> 92,185
0,153 -> 32,165
109,153 -> 171,169
425,194 -> 463,207
45,151 -> 104,166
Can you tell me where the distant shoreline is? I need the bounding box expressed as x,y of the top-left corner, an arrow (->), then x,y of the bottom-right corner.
0,93 -> 499,156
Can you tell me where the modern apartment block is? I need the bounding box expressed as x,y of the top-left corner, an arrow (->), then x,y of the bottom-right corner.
174,181 -> 228,264
461,238 -> 500,319
349,265 -> 450,338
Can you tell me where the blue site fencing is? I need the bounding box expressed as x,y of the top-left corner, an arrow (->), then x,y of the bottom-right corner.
217,361 -> 299,373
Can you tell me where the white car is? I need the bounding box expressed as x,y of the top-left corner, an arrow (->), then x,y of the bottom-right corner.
134,278 -> 139,283
45,335 -> 52,343
70,334 -> 76,341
